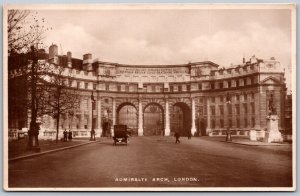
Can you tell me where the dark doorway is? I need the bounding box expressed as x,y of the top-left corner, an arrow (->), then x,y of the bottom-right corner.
143,104 -> 164,136
117,103 -> 138,135
170,102 -> 191,136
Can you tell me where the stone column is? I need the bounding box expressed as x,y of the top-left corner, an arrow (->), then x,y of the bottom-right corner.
80,113 -> 84,129
88,99 -> 92,129
111,98 -> 116,137
206,97 -> 211,136
138,99 -> 143,136
191,98 -> 197,136
97,98 -> 102,137
164,99 -> 171,136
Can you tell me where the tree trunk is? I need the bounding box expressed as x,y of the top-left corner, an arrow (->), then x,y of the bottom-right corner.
56,115 -> 60,143
27,46 -> 40,151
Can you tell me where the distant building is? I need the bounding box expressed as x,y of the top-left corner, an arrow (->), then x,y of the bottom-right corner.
8,44 -> 288,139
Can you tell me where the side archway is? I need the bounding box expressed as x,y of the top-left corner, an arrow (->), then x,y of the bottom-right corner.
143,103 -> 164,136
116,102 -> 138,135
170,102 -> 191,136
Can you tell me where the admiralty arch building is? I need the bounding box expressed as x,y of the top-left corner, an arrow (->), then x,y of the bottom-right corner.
8,44 -> 288,139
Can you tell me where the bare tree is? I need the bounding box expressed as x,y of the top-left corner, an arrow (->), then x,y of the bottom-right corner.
8,10 -> 50,55
8,10 -> 51,151
43,66 -> 80,143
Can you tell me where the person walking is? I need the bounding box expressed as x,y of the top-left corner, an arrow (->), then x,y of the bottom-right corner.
68,130 -> 73,141
175,132 -> 180,144
63,129 -> 68,142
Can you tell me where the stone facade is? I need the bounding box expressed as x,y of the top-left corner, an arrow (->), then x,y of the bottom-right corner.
8,45 -> 287,139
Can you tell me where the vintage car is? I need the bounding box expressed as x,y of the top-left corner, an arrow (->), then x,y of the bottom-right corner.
113,125 -> 129,145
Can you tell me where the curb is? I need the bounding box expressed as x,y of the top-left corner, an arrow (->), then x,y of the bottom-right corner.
9,141 -> 99,163
220,140 -> 291,146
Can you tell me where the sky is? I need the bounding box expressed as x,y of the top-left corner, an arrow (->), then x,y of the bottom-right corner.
30,7 -> 292,88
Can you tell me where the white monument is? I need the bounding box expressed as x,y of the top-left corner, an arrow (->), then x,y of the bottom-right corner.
264,93 -> 283,143
264,115 -> 283,143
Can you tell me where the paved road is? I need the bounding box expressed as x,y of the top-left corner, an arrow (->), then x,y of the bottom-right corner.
8,136 -> 293,188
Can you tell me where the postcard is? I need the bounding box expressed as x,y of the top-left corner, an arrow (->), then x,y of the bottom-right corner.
3,3 -> 296,191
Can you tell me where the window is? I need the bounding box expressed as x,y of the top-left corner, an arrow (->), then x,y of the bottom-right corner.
236,95 -> 240,101
105,84 -> 109,91
211,119 -> 215,129
244,78 -> 247,86
219,105 -> 224,115
77,81 -> 80,88
220,96 -> 224,103
244,117 -> 248,127
186,85 -> 190,91
236,118 -> 240,128
220,119 -> 224,128
198,83 -> 202,90
251,103 -> 255,114
227,81 -> 231,88
85,82 -> 88,89
211,97 -> 215,103
199,97 -> 203,104
93,83 -> 97,90
170,86 -> 174,92
244,94 -> 247,101
251,92 -> 255,100
250,77 -> 254,85
244,103 -> 248,114
251,118 -> 255,128
228,104 -> 232,115
211,106 -> 215,115
228,118 -> 232,127
126,85 -> 130,92
178,85 -> 182,92
69,80 -> 72,87
117,85 -> 121,91
105,99 -> 109,103
211,82 -> 215,89
236,104 -> 240,115
219,82 -> 223,89
92,101 -> 96,110
236,80 -> 239,87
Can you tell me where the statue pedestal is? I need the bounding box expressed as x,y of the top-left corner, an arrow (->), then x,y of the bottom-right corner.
264,115 -> 283,143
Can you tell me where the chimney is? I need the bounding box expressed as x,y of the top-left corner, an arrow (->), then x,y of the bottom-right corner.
83,53 -> 93,71
49,44 -> 58,64
49,44 -> 58,59
243,57 -> 245,64
67,51 -> 72,68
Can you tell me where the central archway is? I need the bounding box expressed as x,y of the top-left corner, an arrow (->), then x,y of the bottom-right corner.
170,102 -> 191,136
117,103 -> 138,135
143,103 -> 164,136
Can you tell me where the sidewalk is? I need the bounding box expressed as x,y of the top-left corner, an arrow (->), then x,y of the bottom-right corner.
8,138 -> 96,160
201,136 -> 292,146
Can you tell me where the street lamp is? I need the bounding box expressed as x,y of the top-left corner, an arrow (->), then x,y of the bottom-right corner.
90,91 -> 96,141
225,93 -> 232,142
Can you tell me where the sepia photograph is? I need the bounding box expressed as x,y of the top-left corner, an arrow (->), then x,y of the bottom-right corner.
3,3 -> 296,191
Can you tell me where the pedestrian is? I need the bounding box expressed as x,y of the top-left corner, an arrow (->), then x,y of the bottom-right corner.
174,132 -> 180,144
187,131 -> 192,140
90,129 -> 95,141
63,129 -> 68,142
68,130 -> 73,141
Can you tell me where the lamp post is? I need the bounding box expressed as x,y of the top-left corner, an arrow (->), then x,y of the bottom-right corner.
90,91 -> 96,141
226,93 -> 232,142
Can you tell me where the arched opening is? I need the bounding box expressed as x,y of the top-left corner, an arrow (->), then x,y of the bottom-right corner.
117,103 -> 138,136
143,103 -> 164,136
170,102 -> 191,136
